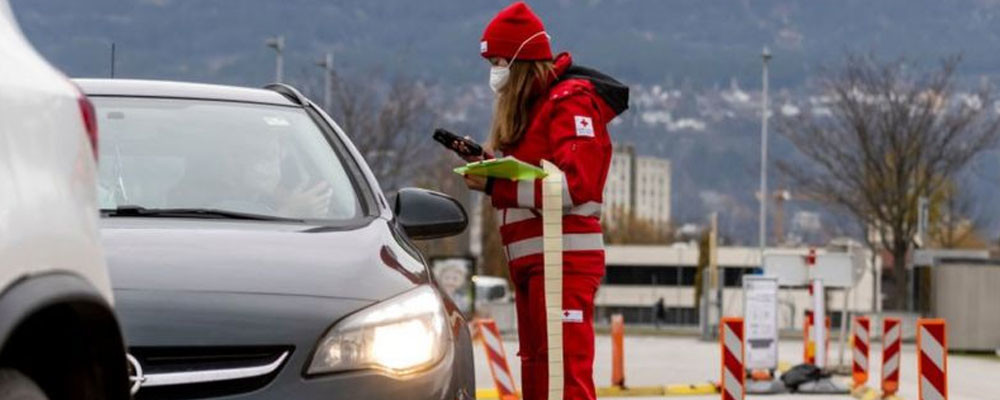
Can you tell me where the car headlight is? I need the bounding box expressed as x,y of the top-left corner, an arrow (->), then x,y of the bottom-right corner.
307,285 -> 450,376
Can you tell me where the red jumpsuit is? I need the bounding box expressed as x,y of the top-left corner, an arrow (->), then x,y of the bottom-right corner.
486,52 -> 628,400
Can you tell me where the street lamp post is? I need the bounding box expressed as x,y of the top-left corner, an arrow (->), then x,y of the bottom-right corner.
759,47 -> 772,260
265,35 -> 285,83
316,52 -> 334,111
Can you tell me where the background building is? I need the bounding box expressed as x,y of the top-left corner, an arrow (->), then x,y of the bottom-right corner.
596,244 -> 876,330
603,144 -> 671,230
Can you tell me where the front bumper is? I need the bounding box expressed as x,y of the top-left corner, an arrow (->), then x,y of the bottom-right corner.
118,290 -> 474,400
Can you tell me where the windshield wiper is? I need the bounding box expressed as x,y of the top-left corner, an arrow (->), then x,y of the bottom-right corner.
102,205 -> 305,223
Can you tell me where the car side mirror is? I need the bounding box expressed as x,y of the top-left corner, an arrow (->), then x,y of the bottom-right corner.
392,188 -> 468,240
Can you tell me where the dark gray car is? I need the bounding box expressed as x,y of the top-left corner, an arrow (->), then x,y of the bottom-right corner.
76,79 -> 475,399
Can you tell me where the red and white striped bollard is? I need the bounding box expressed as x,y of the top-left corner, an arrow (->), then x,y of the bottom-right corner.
474,319 -> 519,400
881,317 -> 902,396
720,317 -> 744,400
917,319 -> 948,400
852,316 -> 870,387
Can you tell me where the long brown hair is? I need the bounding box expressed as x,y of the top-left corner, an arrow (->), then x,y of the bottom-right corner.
489,60 -> 556,151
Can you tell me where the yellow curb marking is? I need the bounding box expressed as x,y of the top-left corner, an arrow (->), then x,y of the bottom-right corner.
477,383 -> 719,399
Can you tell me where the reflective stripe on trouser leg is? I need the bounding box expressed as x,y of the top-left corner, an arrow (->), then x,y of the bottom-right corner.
505,233 -> 604,260
498,202 -> 603,228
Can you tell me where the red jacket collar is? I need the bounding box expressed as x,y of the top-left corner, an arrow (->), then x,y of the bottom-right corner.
552,52 -> 572,78
532,52 -> 572,94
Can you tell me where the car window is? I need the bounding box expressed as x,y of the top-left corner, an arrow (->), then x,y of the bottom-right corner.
94,97 -> 362,222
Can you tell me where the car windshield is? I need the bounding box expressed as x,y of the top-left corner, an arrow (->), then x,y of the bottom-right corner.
94,97 -> 362,222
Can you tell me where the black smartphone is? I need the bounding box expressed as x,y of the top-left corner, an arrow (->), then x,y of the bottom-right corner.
433,128 -> 484,158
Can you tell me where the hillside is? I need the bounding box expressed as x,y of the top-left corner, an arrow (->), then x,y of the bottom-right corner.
11,0 -> 1000,242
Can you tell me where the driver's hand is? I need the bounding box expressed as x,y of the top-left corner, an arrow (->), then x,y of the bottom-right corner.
278,181 -> 332,218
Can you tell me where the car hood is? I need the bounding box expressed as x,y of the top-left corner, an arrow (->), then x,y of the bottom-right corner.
102,217 -> 428,302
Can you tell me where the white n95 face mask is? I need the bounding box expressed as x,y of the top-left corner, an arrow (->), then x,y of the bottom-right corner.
489,66 -> 510,93
487,30 -> 549,94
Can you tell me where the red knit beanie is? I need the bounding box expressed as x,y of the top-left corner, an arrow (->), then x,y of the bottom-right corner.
480,2 -> 552,61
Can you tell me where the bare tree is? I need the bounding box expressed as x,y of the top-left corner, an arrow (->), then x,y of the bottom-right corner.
928,179 -> 990,249
602,205 -> 675,244
777,54 -> 1000,310
295,68 -> 438,192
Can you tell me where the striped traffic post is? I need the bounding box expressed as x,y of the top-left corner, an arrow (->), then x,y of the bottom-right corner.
720,317 -> 745,400
917,319 -> 948,400
881,317 -> 902,396
474,319 -> 519,400
852,316 -> 870,386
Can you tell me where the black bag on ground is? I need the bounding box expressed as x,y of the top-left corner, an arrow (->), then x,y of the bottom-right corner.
780,363 -> 824,391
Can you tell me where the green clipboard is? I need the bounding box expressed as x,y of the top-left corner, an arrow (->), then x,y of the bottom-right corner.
454,156 -> 548,181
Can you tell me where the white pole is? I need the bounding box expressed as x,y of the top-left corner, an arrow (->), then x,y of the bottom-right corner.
758,47 -> 771,258
324,52 -> 332,111
266,35 -> 285,83
813,279 -> 826,368
317,52 -> 333,111
837,287 -> 850,368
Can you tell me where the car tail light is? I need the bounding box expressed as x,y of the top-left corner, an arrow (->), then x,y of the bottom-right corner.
78,94 -> 98,161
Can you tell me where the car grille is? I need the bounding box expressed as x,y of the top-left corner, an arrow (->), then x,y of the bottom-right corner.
129,346 -> 292,399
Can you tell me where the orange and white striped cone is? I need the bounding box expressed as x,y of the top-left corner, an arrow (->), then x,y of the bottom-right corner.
720,317 -> 745,400
474,319 -> 519,400
881,317 -> 902,396
851,316 -> 870,387
917,319 -> 948,400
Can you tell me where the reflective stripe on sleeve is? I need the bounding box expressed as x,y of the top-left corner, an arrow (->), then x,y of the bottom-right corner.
517,180 -> 535,208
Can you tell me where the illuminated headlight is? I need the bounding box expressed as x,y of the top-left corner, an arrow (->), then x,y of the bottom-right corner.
307,285 -> 450,376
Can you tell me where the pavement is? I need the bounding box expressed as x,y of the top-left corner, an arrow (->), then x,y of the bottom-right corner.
473,333 -> 1000,400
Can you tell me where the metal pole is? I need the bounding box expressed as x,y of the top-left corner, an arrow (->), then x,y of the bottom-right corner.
265,36 -> 285,83
758,46 -> 771,258
837,287 -> 850,368
316,52 -> 333,111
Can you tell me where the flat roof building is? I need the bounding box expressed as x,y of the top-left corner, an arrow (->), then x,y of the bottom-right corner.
597,244 -> 876,329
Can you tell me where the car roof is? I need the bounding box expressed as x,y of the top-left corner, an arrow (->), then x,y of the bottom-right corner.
74,78 -> 297,107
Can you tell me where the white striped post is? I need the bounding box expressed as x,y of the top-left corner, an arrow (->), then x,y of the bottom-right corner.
475,319 -> 519,400
852,316 -> 870,387
720,317 -> 745,400
917,319 -> 948,400
881,317 -> 902,396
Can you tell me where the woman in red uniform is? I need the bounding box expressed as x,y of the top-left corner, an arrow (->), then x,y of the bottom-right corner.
462,2 -> 628,399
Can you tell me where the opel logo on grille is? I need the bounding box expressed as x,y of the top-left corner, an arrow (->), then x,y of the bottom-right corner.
126,353 -> 146,395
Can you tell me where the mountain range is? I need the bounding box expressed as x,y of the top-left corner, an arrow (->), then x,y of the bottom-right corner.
11,0 -> 1000,243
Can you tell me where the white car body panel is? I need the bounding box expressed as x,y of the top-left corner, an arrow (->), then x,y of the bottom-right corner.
0,1 -> 112,302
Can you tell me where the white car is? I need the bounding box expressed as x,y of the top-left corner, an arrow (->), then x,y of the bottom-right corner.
0,1 -> 128,399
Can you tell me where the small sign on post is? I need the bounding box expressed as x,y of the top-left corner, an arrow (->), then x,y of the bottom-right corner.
743,276 -> 778,371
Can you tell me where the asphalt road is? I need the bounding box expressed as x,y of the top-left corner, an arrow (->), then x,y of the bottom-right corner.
474,334 -> 1000,400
